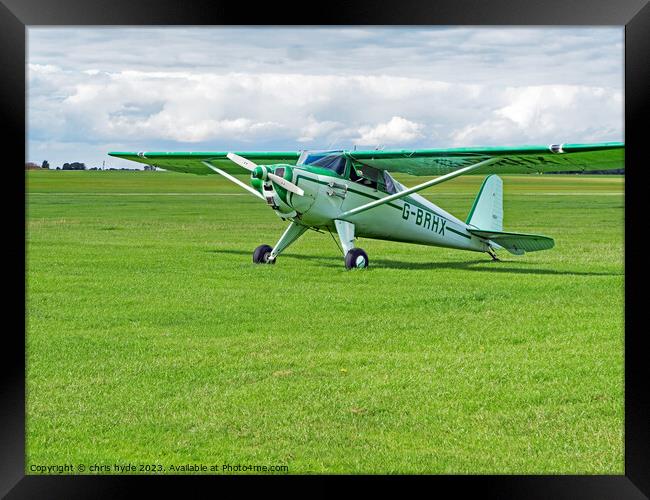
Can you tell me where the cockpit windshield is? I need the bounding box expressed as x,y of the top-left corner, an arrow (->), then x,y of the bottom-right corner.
298,150 -> 346,176
298,150 -> 403,194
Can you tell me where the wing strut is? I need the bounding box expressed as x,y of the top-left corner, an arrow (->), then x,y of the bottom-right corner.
202,161 -> 265,200
338,157 -> 498,219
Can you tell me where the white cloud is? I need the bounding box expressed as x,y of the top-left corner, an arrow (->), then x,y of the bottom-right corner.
451,84 -> 622,145
497,86 -> 581,127
354,117 -> 425,146
38,69 -> 618,147
30,69 -> 482,146
28,63 -> 60,74
297,116 -> 343,143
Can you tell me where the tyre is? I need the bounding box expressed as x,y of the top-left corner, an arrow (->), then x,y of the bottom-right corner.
253,244 -> 275,264
344,248 -> 369,270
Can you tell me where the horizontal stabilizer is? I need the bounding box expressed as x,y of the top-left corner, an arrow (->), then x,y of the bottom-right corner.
467,228 -> 555,255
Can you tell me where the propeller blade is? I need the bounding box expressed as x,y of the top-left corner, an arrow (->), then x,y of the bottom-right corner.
268,172 -> 304,196
226,152 -> 257,171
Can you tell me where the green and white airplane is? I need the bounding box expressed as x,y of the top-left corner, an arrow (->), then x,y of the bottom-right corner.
110,142 -> 624,269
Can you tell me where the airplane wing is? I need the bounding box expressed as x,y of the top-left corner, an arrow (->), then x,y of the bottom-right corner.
108,151 -> 300,175
345,142 -> 624,176
336,141 -> 624,219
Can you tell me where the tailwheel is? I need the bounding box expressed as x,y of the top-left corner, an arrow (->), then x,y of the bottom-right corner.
253,244 -> 276,264
344,248 -> 369,270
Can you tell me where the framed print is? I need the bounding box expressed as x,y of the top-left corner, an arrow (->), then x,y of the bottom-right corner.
4,0 -> 649,497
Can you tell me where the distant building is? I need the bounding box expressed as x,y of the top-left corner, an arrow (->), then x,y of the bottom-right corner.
61,162 -> 86,170
25,162 -> 40,170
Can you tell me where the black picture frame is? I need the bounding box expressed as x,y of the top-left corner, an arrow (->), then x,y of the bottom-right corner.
4,0 -> 648,497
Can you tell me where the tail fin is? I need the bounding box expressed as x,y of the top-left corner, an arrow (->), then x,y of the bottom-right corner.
466,174 -> 503,231
466,175 -> 555,254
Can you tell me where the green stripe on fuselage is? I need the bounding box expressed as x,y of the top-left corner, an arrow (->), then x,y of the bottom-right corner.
446,227 -> 472,239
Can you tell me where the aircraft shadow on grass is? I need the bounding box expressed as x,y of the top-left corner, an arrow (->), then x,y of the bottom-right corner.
206,249 -> 621,277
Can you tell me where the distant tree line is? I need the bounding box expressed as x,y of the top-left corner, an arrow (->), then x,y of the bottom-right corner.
548,169 -> 624,175
26,161 -> 87,170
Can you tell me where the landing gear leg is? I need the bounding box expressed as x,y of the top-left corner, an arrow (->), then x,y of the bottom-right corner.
335,219 -> 369,270
252,221 -> 309,265
487,247 -> 500,261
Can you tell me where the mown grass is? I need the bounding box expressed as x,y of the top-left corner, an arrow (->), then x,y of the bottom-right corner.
26,170 -> 624,474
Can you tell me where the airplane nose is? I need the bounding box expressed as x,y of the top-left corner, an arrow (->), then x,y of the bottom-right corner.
251,165 -> 267,181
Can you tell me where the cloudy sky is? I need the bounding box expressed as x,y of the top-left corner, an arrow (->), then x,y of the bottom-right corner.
27,27 -> 623,169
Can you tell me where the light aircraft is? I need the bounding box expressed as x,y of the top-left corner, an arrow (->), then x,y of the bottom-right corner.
110,142 -> 624,269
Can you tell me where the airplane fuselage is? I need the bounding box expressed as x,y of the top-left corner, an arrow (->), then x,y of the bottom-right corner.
261,164 -> 489,253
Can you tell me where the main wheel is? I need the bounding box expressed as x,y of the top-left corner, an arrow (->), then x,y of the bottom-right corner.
344,248 -> 369,270
253,244 -> 276,264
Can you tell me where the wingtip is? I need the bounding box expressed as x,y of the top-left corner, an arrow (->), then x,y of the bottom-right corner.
107,151 -> 132,158
107,152 -> 144,159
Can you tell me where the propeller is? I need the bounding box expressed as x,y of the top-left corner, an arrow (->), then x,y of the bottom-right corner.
226,152 -> 304,196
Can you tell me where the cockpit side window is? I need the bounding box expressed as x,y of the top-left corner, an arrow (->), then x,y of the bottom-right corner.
349,163 -> 402,194
349,163 -> 379,189
348,163 -> 363,182
383,171 -> 402,194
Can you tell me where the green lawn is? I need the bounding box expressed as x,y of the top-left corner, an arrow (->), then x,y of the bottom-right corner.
26,170 -> 624,474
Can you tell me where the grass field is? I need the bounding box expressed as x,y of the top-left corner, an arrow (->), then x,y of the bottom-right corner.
26,170 -> 624,474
